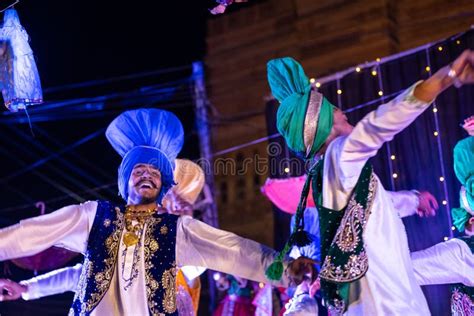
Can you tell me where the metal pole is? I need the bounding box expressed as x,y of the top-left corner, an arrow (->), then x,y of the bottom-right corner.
192,61 -> 218,311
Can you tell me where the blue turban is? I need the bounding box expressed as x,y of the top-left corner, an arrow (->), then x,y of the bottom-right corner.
106,109 -> 184,203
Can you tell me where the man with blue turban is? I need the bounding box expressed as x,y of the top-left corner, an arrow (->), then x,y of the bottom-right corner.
0,108 -> 309,315
266,50 -> 474,315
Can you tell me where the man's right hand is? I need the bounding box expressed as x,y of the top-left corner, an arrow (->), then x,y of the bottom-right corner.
0,278 -> 27,301
286,257 -> 318,286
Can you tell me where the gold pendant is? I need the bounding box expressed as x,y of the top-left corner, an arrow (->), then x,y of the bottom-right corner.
123,232 -> 139,247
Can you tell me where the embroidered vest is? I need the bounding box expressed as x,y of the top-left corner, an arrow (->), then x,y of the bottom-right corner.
312,160 -> 377,314
451,236 -> 474,316
69,200 -> 178,316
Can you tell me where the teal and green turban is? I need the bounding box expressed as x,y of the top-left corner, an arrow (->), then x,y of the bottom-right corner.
267,57 -> 335,159
265,57 -> 336,281
452,136 -> 474,232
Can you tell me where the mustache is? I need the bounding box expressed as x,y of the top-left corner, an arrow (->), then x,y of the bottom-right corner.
135,179 -> 157,188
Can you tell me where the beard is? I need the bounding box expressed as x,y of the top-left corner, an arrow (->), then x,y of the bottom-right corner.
128,185 -> 161,205
137,193 -> 158,204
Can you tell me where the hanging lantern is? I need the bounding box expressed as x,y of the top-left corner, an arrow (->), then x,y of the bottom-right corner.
210,0 -> 248,15
0,9 -> 42,112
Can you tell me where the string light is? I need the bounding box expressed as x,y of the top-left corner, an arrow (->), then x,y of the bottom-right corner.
425,66 -> 430,72
337,89 -> 342,95
378,91 -> 383,96
444,236 -> 449,241
451,226 -> 456,231
355,67 -> 361,72
391,155 -> 396,160
424,43 -> 451,238
315,82 -> 321,88
284,167 -> 290,173
456,40 -> 461,45
310,78 -> 316,83
376,58 -> 381,62
371,70 -> 377,76
392,173 -> 398,179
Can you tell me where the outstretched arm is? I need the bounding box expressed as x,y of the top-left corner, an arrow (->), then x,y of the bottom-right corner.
0,263 -> 82,301
176,216 -> 295,287
0,201 -> 97,260
337,50 -> 474,187
411,238 -> 474,287
388,190 -> 438,218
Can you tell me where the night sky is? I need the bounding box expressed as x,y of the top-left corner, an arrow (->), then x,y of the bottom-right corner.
0,0 -> 222,216
15,0 -> 210,88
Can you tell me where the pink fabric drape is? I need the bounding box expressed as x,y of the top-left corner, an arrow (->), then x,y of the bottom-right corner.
261,176 -> 315,214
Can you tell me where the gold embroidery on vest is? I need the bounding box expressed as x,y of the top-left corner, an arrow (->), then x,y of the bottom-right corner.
160,225 -> 168,235
84,207 -> 124,312
144,217 -> 162,315
319,175 -> 377,283
162,267 -> 177,313
451,288 -> 474,316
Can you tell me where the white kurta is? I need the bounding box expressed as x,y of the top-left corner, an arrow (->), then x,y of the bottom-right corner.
321,83 -> 433,315
0,201 -> 289,315
412,238 -> 474,287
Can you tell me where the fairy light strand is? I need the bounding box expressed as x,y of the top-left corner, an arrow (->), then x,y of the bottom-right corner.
425,47 -> 453,238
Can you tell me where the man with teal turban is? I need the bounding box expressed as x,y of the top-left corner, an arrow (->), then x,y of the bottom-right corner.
267,50 -> 474,315
0,108 -> 311,315
409,119 -> 474,316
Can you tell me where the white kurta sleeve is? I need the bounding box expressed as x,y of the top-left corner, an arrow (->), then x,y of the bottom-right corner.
20,263 -> 83,300
176,216 -> 290,287
179,266 -> 206,284
337,82 -> 432,190
411,238 -> 474,286
387,190 -> 419,218
0,201 -> 97,260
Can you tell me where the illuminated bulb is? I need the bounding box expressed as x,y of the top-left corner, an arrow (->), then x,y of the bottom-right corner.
259,282 -> 265,289
284,167 -> 290,173
444,237 -> 449,241
392,173 -> 398,179
438,46 -> 443,51
451,226 -> 456,231
456,40 -> 461,45
390,155 -> 396,160
378,91 -> 383,96
425,66 -> 430,72
442,200 -> 447,205
376,58 -> 381,62
434,131 -> 439,136
315,82 -> 321,88
355,67 -> 361,72
433,108 -> 438,113
371,70 -> 377,76
337,89 -> 342,95
439,176 -> 445,182
310,78 -> 316,83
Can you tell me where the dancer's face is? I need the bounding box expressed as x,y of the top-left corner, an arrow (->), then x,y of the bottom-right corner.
332,108 -> 353,136
316,108 -> 353,155
127,163 -> 162,204
465,217 -> 474,236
